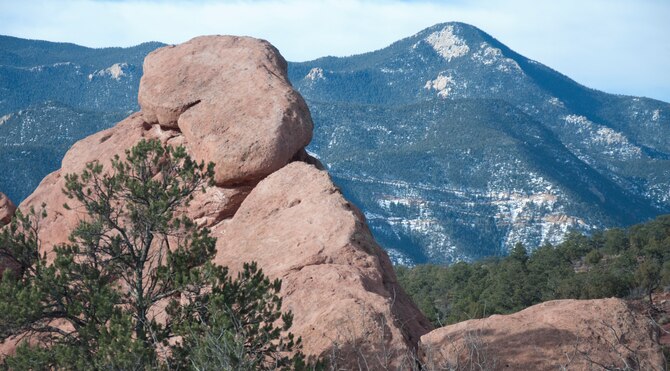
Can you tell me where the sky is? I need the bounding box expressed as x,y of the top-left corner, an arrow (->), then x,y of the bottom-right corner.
0,0 -> 668,102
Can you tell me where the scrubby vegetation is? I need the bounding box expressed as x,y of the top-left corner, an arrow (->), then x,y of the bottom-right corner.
397,215 -> 670,326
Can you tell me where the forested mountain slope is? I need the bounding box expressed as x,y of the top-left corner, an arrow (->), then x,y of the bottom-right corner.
0,36 -> 164,201
288,22 -> 670,263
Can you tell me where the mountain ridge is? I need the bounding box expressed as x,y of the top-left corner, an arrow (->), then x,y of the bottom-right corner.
0,34 -> 163,68
1,22 -> 668,263
287,21 -> 670,263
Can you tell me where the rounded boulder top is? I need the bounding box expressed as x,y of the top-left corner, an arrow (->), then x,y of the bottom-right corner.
138,35 -> 313,186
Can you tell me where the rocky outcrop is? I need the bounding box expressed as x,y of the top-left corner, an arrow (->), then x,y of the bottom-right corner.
19,112 -> 173,254
213,162 -> 431,367
0,192 -> 15,226
419,298 -> 665,370
11,35 -> 431,365
138,36 -> 313,186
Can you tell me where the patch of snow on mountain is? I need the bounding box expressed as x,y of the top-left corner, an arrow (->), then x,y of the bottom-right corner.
305,67 -> 325,81
425,25 -> 470,62
548,97 -> 565,108
496,60 -> 521,73
485,162 -> 595,250
470,43 -> 521,72
647,183 -> 670,207
386,248 -> 416,266
564,115 -> 642,159
89,63 -> 128,81
25,62 -> 80,74
492,188 -> 592,248
383,203 -> 458,260
652,109 -> 661,121
594,127 -> 630,146
471,43 -> 503,65
380,67 -> 405,74
0,114 -> 11,126
305,149 -> 320,160
425,74 -> 455,98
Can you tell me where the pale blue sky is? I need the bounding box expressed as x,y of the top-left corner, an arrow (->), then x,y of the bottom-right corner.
1,0 -> 668,102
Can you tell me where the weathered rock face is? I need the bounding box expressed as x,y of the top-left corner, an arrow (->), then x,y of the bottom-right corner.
0,192 -> 15,226
11,35 -> 431,364
138,36 -> 313,186
213,162 -> 432,367
420,299 -> 665,370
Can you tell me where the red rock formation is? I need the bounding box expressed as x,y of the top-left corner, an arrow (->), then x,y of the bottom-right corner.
212,162 -> 431,367
420,298 -> 665,370
138,36 -> 313,186
11,35 -> 432,366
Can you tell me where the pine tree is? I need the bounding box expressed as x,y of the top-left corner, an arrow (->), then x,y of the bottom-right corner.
0,139 -> 305,369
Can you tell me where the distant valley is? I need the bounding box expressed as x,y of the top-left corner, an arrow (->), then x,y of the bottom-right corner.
1,23 -> 668,264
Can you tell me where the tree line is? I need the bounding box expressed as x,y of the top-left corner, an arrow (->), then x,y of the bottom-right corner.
397,216 -> 670,326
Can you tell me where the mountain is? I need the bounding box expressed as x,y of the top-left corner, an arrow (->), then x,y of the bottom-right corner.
1,23 -> 669,264
2,34 -> 665,370
0,36 -> 164,201
287,22 -> 670,264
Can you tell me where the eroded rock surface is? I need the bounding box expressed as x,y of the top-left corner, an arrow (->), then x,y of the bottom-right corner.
138,36 -> 313,186
213,162 -> 432,367
420,298 -> 665,370
9,35 -> 431,365
0,192 -> 19,278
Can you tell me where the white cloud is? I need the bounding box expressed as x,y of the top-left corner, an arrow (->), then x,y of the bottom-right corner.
0,0 -> 668,101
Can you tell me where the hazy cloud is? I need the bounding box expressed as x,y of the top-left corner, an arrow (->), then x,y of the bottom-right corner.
0,0 -> 668,101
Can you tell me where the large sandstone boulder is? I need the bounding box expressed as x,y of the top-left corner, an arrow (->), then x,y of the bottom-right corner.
419,298 -> 665,370
8,35 -> 431,365
138,36 -> 313,186
213,162 -> 432,367
19,35 -> 311,254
